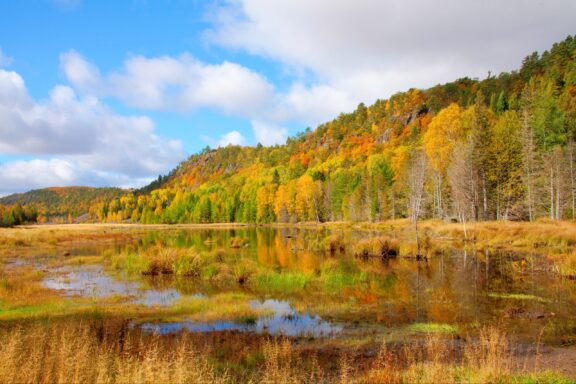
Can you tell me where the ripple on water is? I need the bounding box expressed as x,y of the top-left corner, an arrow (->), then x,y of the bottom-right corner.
138,299 -> 343,338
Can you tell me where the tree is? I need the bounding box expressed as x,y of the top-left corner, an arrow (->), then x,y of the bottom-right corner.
295,175 -> 323,222
463,92 -> 496,220
256,185 -> 277,223
423,103 -> 464,217
272,169 -> 281,185
488,111 -> 524,220
408,150 -> 427,223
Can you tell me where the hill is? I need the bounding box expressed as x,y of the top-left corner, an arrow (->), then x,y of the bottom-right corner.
0,187 -> 127,224
9,35 -> 576,224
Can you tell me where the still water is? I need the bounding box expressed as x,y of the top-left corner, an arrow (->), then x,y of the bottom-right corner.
19,227 -> 576,341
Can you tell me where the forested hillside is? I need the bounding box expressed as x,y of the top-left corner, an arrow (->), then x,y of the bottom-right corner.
6,36 -> 576,225
0,187 -> 125,226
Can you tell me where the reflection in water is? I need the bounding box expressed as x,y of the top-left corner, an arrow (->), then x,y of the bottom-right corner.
43,265 -> 183,307
29,226 -> 576,341
139,299 -> 343,338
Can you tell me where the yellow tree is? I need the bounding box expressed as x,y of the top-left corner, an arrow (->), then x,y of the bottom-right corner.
274,185 -> 289,222
256,184 -> 277,223
389,145 -> 409,219
295,174 -> 322,222
488,111 -> 523,220
423,103 -> 464,217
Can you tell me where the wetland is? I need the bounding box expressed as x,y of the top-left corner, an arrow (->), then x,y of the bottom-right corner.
1,222 -> 575,382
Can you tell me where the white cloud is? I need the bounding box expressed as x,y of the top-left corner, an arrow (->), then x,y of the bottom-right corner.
59,50 -> 360,146
207,0 -> 576,103
251,120 -> 287,146
218,130 -> 245,146
0,69 -> 184,194
0,159 -> 76,190
277,83 -> 356,124
0,48 -> 13,68
61,51 -> 275,116
60,50 -> 101,92
0,158 -> 156,195
60,50 -> 354,149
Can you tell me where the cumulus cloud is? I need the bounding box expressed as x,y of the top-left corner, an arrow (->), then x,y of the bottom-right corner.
61,51 -> 275,116
0,69 -> 184,194
60,50 -> 339,148
218,130 -> 245,146
207,0 -> 576,103
60,50 -> 101,92
252,121 -> 287,146
0,158 -> 156,195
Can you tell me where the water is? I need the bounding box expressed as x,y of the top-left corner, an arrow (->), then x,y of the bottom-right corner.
43,265 -> 183,307
138,299 -> 343,337
23,226 -> 576,341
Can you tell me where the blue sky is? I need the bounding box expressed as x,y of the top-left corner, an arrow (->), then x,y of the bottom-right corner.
0,0 -> 574,195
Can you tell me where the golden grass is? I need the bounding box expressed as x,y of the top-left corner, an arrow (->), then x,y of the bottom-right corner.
0,322 -> 568,384
0,321 -> 228,384
432,220 -> 576,253
352,236 -> 399,258
354,326 -> 565,384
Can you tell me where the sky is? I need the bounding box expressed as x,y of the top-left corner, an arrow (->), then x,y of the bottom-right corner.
0,0 -> 574,195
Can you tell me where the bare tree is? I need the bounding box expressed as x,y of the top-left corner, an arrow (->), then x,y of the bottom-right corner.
408,150 -> 427,258
448,144 -> 477,240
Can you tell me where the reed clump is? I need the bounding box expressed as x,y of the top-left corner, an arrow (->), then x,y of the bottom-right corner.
352,236 -> 399,258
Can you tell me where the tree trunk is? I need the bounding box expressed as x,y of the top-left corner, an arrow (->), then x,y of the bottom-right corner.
556,160 -> 561,220
482,173 -> 488,220
569,138 -> 575,220
550,166 -> 555,220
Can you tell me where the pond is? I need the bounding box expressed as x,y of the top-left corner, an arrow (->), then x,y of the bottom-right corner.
12,226 -> 576,343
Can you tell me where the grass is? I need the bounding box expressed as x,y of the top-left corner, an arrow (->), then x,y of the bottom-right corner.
352,236 -> 399,258
488,292 -> 550,303
319,258 -> 369,291
551,250 -> 576,278
431,220 -> 576,254
1,223 -> 576,381
408,322 -> 459,334
0,321 -> 571,383
255,271 -> 313,293
0,320 -> 229,384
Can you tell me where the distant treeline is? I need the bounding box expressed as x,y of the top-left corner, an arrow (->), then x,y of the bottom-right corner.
0,204 -> 38,227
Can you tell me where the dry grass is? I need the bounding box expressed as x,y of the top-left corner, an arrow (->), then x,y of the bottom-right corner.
354,326 -> 564,384
0,322 -> 567,384
0,321 -> 227,384
352,236 -> 399,258
433,220 -> 576,253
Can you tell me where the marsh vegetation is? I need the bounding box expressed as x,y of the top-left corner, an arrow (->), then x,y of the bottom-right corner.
1,222 -> 575,382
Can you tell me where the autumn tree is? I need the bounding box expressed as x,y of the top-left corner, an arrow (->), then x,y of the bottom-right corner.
423,103 -> 464,218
